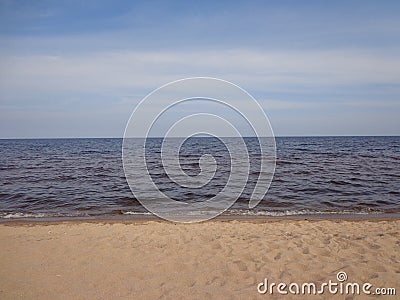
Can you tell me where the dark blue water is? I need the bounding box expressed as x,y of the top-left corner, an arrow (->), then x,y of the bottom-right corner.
0,137 -> 399,219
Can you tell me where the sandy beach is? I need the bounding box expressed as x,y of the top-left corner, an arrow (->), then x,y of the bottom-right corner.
0,218 -> 399,299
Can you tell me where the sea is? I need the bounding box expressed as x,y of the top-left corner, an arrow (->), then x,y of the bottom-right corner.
0,136 -> 399,220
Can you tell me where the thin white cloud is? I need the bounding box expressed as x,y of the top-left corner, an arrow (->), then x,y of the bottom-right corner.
1,49 -> 400,101
1,48 -> 399,137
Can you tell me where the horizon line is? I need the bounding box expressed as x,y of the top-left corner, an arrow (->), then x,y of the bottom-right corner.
0,134 -> 399,140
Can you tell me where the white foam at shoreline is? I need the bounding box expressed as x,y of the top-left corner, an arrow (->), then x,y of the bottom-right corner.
0,209 -> 389,219
122,211 -> 152,215
1,212 -> 47,219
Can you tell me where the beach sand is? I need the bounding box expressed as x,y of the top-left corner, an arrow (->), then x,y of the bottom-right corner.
0,218 -> 399,299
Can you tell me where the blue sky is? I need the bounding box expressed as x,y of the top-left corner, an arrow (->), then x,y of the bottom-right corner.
0,0 -> 399,137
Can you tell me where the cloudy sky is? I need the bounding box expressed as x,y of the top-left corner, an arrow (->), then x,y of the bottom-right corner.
0,0 -> 399,138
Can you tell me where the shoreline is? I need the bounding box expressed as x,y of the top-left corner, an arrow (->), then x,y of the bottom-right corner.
1,212 -> 400,225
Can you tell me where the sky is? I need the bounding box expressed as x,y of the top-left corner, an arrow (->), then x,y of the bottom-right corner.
0,0 -> 399,138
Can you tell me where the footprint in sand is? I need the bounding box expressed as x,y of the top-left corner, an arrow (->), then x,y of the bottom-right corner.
233,260 -> 248,271
322,238 -> 331,245
369,243 -> 381,250
208,276 -> 224,286
369,273 -> 379,279
211,242 -> 222,249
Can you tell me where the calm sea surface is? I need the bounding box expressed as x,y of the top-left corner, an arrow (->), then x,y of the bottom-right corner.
0,136 -> 399,219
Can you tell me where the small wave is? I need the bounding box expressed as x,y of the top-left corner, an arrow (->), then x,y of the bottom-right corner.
223,209 -> 379,217
0,211 -> 93,219
122,211 -> 153,215
1,212 -> 47,219
277,160 -> 303,165
329,180 -> 351,186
